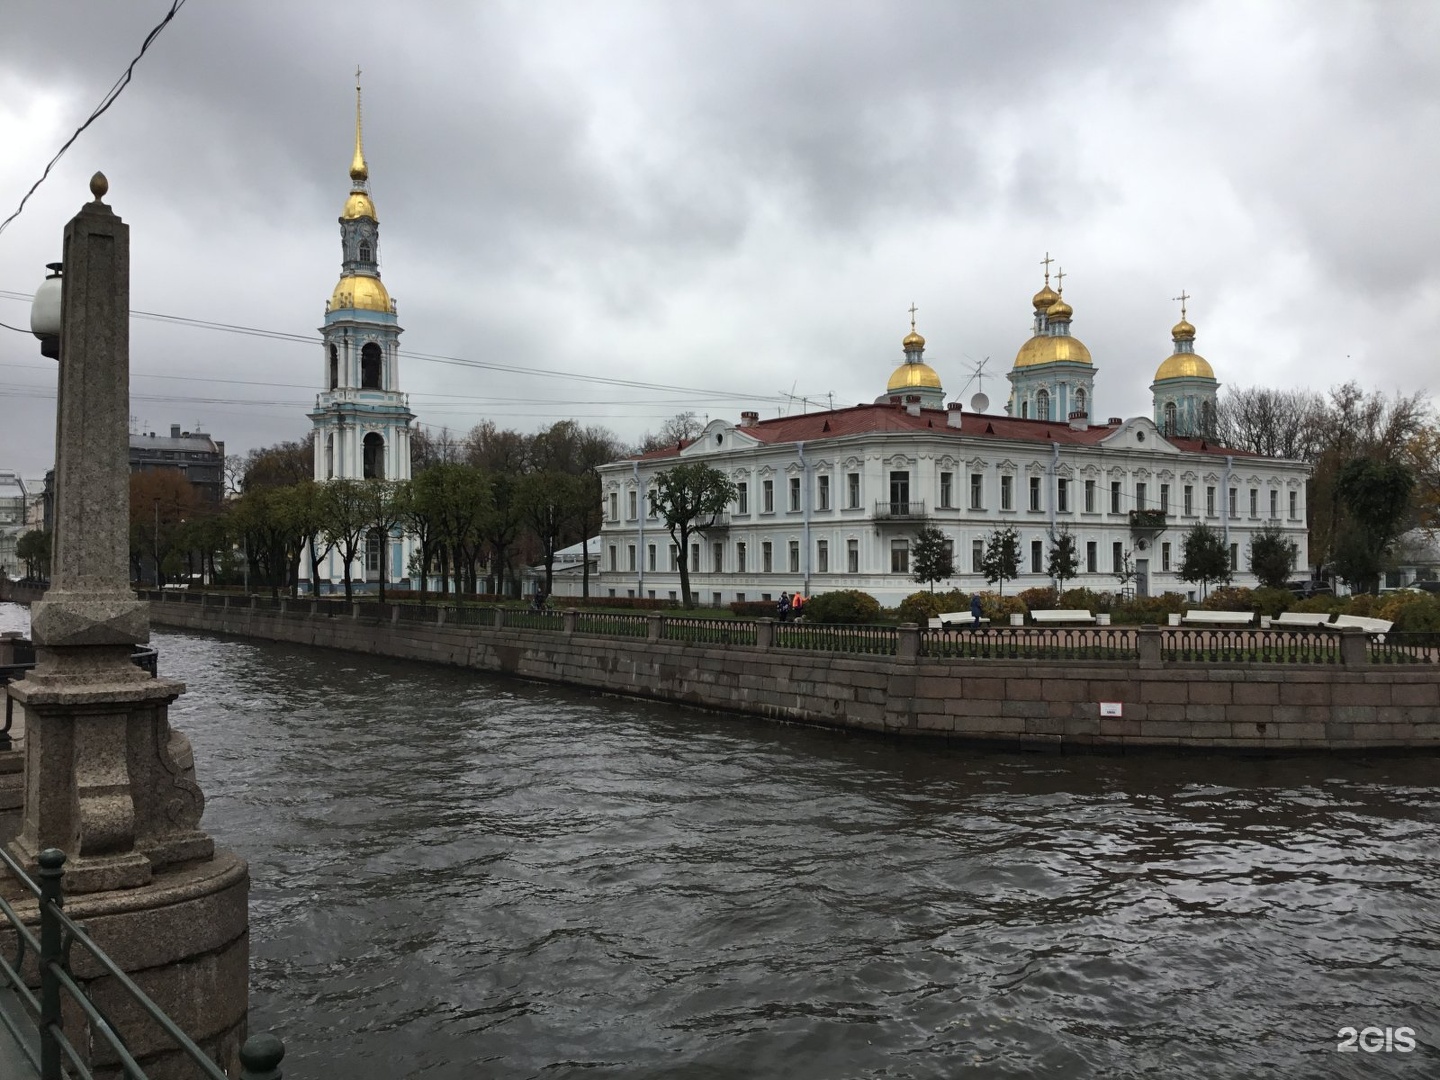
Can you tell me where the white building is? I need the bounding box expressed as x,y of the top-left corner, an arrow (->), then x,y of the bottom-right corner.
597,276 -> 1310,606
302,78 -> 417,590
0,473 -> 27,579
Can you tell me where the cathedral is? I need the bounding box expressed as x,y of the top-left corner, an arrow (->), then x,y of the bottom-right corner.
304,78 -> 416,589
598,265 -> 1305,607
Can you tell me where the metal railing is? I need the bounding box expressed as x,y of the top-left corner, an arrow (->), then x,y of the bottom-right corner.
1163,627 -> 1340,664
502,609 -> 566,632
873,499 -> 926,520
775,623 -> 898,655
922,626 -> 1139,661
575,611 -> 648,638
0,847 -> 283,1080
662,617 -> 758,647
1369,632 -> 1440,664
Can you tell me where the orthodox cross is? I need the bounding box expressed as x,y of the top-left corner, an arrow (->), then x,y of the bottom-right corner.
908,302 -> 919,331
1172,290 -> 1190,319
1054,266 -> 1066,294
356,64 -> 362,88
1040,251 -> 1054,284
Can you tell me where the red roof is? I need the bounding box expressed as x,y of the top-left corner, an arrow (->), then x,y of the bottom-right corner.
626,404 -> 1256,462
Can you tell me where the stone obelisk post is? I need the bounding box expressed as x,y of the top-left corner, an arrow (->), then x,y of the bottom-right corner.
4,175 -> 249,1075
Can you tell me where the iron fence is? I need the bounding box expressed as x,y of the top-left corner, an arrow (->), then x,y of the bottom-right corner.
0,847 -> 283,1080
1163,627 -> 1340,664
1368,632 -> 1440,665
775,623 -> 898,655
922,626 -> 1138,661
662,617 -> 758,647
445,605 -> 496,627
503,609 -> 566,632
395,602 -> 435,623
575,611 -> 649,638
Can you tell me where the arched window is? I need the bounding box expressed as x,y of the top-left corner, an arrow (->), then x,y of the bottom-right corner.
1020,400 -> 1029,419
328,344 -> 339,390
1164,401 -> 1177,436
1073,388 -> 1087,417
325,433 -> 334,479
363,432 -> 385,479
359,241 -> 372,263
361,343 -> 382,389
365,528 -> 382,577
1036,389 -> 1051,421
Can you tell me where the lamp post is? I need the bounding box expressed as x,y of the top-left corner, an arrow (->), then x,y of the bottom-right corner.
29,262 -> 62,359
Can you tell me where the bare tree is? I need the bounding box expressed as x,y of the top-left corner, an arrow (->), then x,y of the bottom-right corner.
639,411 -> 703,453
1215,386 -> 1327,461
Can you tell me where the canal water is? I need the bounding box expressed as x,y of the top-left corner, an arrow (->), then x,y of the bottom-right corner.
5,606 -> 1439,1077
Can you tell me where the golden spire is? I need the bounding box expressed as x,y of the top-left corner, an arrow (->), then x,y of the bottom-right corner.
1172,289 -> 1189,320
1054,266 -> 1066,295
350,65 -> 368,185
902,302 -> 925,350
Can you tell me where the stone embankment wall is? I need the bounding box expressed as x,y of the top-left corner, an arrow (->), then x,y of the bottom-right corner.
147,598 -> 1440,753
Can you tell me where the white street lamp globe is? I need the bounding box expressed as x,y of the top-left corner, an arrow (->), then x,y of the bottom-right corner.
30,263 -> 62,352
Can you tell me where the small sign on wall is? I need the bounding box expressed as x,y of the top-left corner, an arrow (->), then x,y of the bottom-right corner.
1099,702 -> 1123,717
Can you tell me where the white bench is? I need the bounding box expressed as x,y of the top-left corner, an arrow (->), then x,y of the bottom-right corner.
934,612 -> 990,627
1182,610 -> 1254,626
1029,609 -> 1096,625
1331,614 -> 1393,636
1272,612 -> 1333,627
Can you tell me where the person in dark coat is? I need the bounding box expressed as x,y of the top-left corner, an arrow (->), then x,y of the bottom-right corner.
778,591 -> 791,622
970,593 -> 983,628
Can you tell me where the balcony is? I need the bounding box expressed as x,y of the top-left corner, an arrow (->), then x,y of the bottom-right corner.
696,512 -> 731,531
874,499 -> 927,521
1129,508 -> 1168,534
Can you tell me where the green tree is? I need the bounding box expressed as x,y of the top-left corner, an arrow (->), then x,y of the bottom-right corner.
519,470 -> 586,598
361,480 -> 407,603
15,529 -> 50,580
1246,522 -> 1298,590
1179,522 -> 1231,599
318,479 -> 372,601
1046,526 -> 1079,594
1333,457 -> 1415,594
648,461 -> 738,608
978,526 -> 1020,596
911,525 -> 954,592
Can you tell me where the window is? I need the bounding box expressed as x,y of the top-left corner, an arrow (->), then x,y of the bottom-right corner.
1057,478 -> 1069,513
668,591 -> 677,602
1269,490 -> 1278,519
940,472 -> 953,509
360,342 -> 382,390
1163,400 -> 1177,435
737,542 -> 747,573
328,344 -> 339,390
847,538 -> 859,573
762,541 -> 773,573
1021,400 -> 1029,419
889,471 -> 910,514
628,490 -> 637,519
627,545 -> 636,572
1160,484 -> 1170,514
1001,475 -> 1014,511
789,476 -> 801,512
891,539 -> 909,574
817,539 -> 828,573
736,482 -> 749,515
847,473 -> 861,509
970,473 -> 984,510
1074,388 -> 1087,416
1031,540 -> 1043,573
1183,485 -> 1193,516
763,480 -> 774,513
1289,490 -> 1298,519
362,432 -> 384,479
690,543 -> 699,570
608,545 -> 617,572
359,240 -> 372,263
713,542 -> 723,571
788,541 -> 800,573
1206,486 -> 1216,517
1228,488 -> 1238,518
972,539 -> 984,572
608,492 -> 619,521
627,589 -> 635,598
325,434 -> 334,479
1084,479 -> 1095,513
1249,489 -> 1258,518
609,589 -> 616,598
1112,541 -> 1123,573
1110,481 -> 1122,514
365,529 -> 382,573
1230,543 -> 1239,570
736,592 -> 745,602
1036,388 -> 1051,421
1086,541 -> 1097,573
667,544 -> 677,571
648,544 -> 657,572
817,475 -> 830,511
1029,476 -> 1042,512
1162,542 -> 1172,572
647,490 -> 657,519
1136,482 -> 1147,510
713,592 -> 722,607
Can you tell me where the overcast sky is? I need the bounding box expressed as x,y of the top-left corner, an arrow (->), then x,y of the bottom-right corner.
1,0 -> 1436,482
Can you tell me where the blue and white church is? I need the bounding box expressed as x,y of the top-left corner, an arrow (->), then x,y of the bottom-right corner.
306,77 -> 416,588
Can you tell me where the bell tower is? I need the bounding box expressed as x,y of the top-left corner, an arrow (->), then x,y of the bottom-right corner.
306,70 -> 417,587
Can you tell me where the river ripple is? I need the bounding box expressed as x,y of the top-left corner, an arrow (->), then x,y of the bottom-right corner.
11,609 -> 1440,1077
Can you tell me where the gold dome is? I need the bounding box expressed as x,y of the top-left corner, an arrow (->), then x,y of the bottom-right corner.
1046,297 -> 1073,321
1154,352 -> 1215,381
1032,284 -> 1059,309
902,330 -> 925,350
330,274 -> 392,313
887,361 -> 943,392
1013,334 -> 1093,368
341,190 -> 377,221
1171,318 -> 1196,341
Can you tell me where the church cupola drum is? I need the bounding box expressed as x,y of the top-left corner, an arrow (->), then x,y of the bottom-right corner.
307,71 -> 417,588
